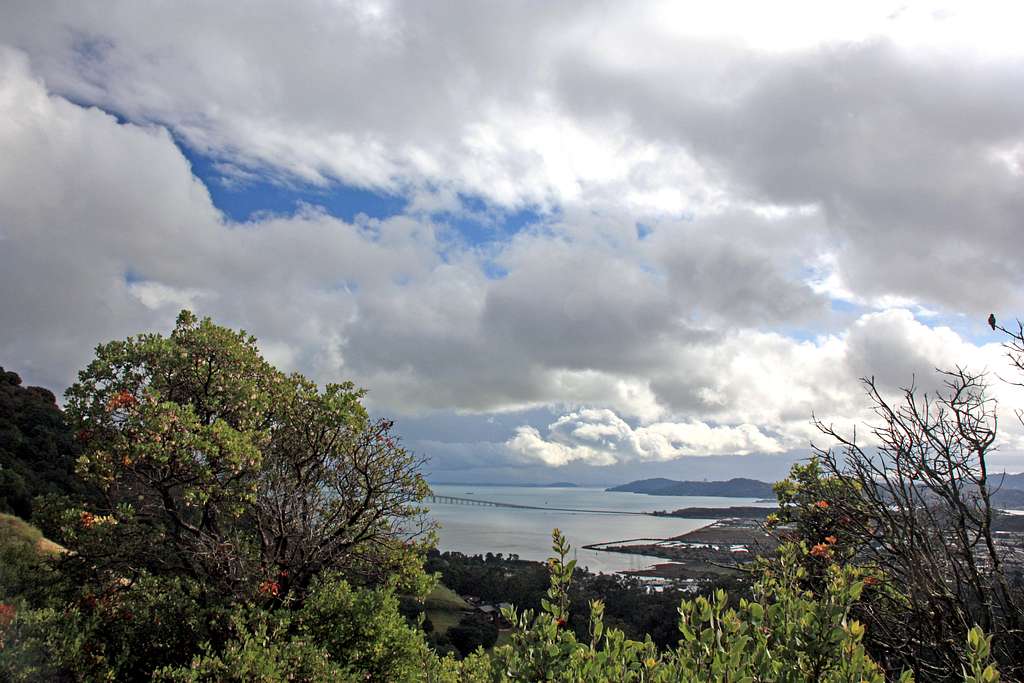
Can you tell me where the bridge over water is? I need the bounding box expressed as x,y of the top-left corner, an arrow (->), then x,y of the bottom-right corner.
427,494 -> 651,516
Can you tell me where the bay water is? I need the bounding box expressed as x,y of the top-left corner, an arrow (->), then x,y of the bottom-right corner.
427,484 -> 772,574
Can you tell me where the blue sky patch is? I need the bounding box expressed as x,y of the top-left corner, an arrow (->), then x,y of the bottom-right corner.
429,193 -> 546,248
180,146 -> 407,224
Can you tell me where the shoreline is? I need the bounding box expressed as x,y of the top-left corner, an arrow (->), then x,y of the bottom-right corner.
588,518 -> 775,581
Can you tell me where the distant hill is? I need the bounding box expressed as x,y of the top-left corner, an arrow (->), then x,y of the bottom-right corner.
608,478 -> 679,494
889,477 -> 1024,511
994,472 -> 1024,492
652,506 -> 774,519
993,487 -> 1024,510
608,477 -> 775,498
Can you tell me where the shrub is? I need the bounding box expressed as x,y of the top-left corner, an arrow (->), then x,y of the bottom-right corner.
447,614 -> 498,658
482,530 -> 1002,682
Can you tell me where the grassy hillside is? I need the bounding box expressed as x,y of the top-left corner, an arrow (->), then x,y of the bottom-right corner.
424,583 -> 471,635
0,512 -> 64,556
424,583 -> 470,611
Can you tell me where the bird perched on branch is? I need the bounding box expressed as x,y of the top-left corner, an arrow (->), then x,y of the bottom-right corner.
988,313 -> 997,331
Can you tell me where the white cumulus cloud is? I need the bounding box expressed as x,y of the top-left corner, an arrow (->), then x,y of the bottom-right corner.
507,409 -> 784,466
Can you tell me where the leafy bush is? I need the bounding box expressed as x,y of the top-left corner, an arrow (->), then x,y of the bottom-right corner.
1,574 -> 230,681
447,614 -> 499,658
479,530 -> 1002,682
2,572 -> 457,682
773,446 -> 1023,679
297,574 -> 440,680
154,610 -> 349,682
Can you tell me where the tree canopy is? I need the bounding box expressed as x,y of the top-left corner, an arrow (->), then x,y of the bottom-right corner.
64,310 -> 433,601
0,368 -> 83,519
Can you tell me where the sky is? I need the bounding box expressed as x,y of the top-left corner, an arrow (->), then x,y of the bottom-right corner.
2,1 -> 1024,485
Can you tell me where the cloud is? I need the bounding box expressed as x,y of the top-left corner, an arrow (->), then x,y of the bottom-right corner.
0,47 -> 430,392
2,45 -> 1021,437
3,4 -> 1024,327
3,3 -> 1024,481
2,3 -> 1020,321
128,281 -> 212,311
507,408 -> 784,467
558,39 -> 1024,313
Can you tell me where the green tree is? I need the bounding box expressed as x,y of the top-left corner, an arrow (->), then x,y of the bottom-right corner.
0,368 -> 87,520
62,311 -> 433,602
447,614 -> 499,658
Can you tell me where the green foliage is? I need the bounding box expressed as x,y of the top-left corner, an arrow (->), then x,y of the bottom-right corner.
2,520 -> 1006,682
769,456 -> 1020,679
61,310 -> 432,601
484,531 -> 885,681
1,571 -> 463,682
0,605 -> 66,681
298,574 -> 436,680
480,530 -> 1002,683
0,368 -> 87,520
154,609 -> 349,682
964,627 -> 1001,683
771,457 -> 861,558
447,614 -> 499,658
155,573 -> 475,683
1,573 -> 231,681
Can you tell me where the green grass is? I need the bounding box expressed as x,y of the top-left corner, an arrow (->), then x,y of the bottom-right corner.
0,513 -> 42,546
426,608 -> 463,635
424,583 -> 472,636
0,512 -> 64,555
424,583 -> 470,611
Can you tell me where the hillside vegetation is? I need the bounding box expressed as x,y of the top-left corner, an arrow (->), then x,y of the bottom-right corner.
608,477 -> 775,498
0,513 -> 64,556
0,368 -> 89,520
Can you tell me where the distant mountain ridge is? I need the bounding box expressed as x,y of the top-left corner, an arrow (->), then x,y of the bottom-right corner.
608,473 -> 1024,507
992,472 -> 1024,510
608,477 -> 775,498
993,488 -> 1024,509
995,472 -> 1024,491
